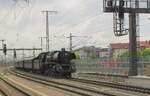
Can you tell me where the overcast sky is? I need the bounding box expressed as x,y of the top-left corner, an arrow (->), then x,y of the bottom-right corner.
0,0 -> 150,51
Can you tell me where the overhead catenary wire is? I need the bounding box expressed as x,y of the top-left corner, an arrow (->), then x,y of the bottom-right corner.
58,14 -> 103,35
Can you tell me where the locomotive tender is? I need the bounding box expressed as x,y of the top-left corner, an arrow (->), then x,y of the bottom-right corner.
15,49 -> 76,78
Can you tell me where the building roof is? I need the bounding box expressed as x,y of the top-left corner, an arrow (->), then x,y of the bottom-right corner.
140,41 -> 150,47
110,43 -> 128,48
110,40 -> 150,48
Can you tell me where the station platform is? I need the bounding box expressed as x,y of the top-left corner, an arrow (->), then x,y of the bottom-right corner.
126,76 -> 150,89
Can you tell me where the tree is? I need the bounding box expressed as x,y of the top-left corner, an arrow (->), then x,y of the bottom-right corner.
70,51 -> 81,59
119,51 -> 130,57
141,48 -> 150,57
119,50 -> 142,57
75,53 -> 81,59
91,56 -> 97,59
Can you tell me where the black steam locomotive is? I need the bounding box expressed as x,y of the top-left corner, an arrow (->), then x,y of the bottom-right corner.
15,49 -> 76,78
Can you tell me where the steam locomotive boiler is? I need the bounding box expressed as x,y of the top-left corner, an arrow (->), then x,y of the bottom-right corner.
15,49 -> 76,78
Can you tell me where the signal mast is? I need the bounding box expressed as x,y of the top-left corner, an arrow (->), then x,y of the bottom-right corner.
103,0 -> 150,76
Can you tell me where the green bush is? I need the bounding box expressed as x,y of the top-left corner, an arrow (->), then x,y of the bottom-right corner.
119,50 -> 142,57
141,48 -> 150,57
91,56 -> 97,59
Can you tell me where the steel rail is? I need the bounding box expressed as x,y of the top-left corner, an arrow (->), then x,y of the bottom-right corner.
0,88 -> 8,96
10,70 -> 116,96
12,69 -> 150,95
82,73 -> 128,78
70,78 -> 150,94
0,76 -> 30,96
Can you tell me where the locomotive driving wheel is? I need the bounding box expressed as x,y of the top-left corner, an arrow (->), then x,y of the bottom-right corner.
65,73 -> 72,78
45,69 -> 56,77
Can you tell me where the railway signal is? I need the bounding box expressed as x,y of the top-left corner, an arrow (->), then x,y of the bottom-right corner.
103,0 -> 150,76
14,49 -> 17,58
3,44 -> 7,55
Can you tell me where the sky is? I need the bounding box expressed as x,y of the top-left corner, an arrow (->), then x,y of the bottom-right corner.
0,0 -> 150,52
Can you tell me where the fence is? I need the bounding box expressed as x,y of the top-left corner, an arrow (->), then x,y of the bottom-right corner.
73,57 -> 150,76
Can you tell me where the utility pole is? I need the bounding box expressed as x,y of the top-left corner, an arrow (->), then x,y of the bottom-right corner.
66,33 -> 77,51
39,37 -> 47,52
66,33 -> 88,51
42,10 -> 57,51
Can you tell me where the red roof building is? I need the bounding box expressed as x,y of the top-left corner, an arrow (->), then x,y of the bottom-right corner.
109,41 -> 150,57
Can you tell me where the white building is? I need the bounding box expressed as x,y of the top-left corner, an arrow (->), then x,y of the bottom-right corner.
75,46 -> 100,58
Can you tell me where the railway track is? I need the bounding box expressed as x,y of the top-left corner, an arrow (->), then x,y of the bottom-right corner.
74,73 -> 150,94
0,88 -> 7,96
10,69 -> 150,96
9,69 -> 117,96
71,78 -> 150,94
83,73 -> 128,78
0,75 -> 31,96
76,73 -> 128,83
